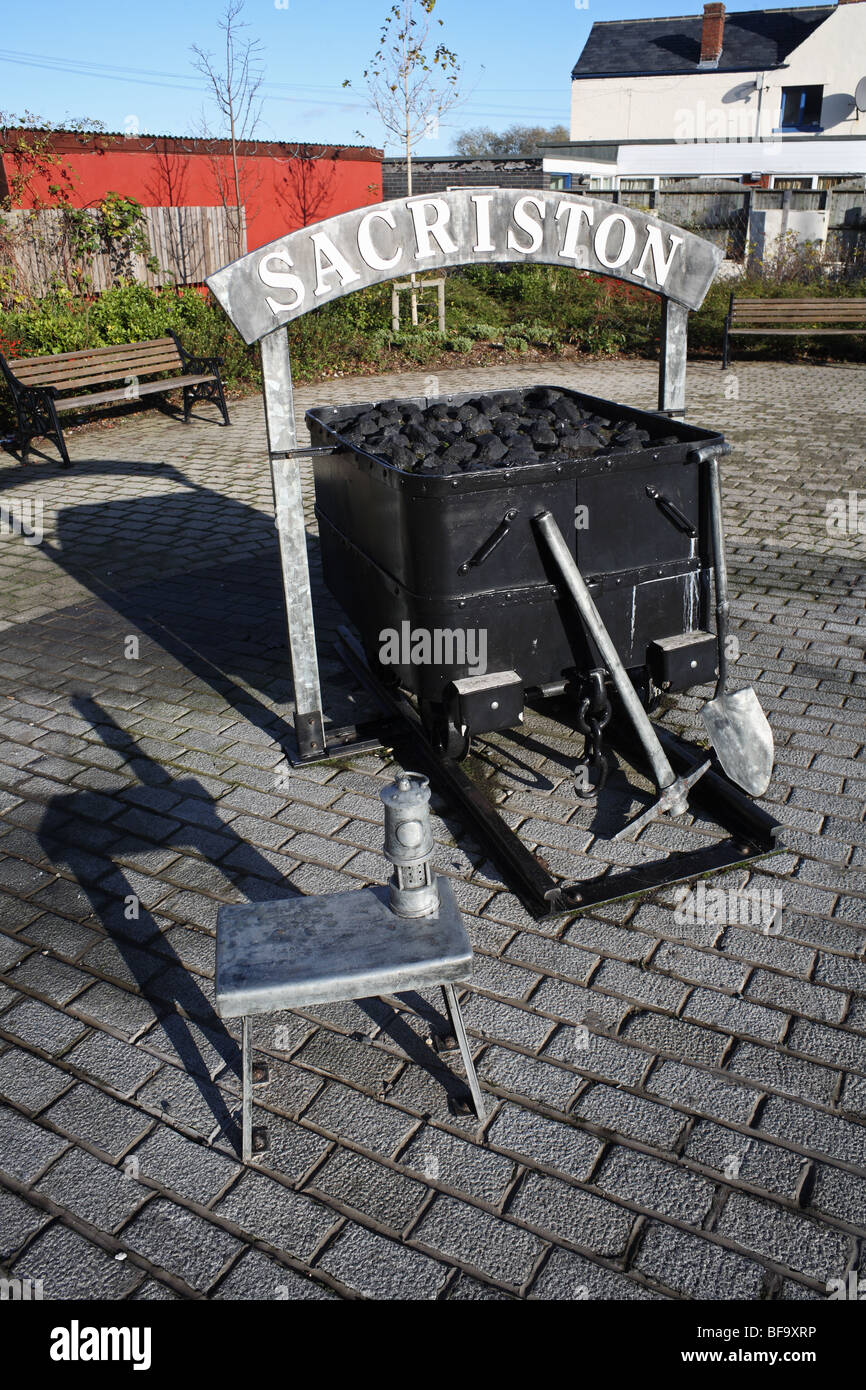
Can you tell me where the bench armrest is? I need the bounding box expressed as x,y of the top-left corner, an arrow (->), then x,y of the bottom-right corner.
185,353 -> 225,375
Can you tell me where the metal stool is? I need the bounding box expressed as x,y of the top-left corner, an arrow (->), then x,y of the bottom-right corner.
215,774 -> 485,1161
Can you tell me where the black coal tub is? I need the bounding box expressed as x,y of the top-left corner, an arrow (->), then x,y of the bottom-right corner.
307,384 -> 724,755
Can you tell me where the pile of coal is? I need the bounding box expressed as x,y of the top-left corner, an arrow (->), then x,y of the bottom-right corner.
334,387 -> 682,475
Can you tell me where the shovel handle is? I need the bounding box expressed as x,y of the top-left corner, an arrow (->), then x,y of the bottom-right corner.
706,452 -> 730,700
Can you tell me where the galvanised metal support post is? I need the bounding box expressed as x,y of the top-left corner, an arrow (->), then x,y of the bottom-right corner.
659,298 -> 689,418
259,327 -> 326,761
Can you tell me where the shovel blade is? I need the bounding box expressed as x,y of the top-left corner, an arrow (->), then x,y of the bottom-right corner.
700,687 -> 774,797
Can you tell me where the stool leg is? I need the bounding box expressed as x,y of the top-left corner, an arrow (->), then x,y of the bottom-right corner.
442,984 -> 486,1121
241,1016 -> 252,1162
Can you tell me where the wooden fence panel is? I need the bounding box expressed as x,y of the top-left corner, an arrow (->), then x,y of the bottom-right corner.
2,205 -> 246,297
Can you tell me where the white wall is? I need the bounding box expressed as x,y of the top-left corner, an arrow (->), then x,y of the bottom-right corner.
570,5 -> 866,145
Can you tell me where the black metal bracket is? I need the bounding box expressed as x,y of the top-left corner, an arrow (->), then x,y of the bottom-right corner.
289,711 -> 394,766
336,627 -> 782,920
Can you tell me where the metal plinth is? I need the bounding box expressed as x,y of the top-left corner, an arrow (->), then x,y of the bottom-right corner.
216,878 -> 485,1159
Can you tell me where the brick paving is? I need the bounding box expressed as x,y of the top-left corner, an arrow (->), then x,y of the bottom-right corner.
0,357 -> 863,1301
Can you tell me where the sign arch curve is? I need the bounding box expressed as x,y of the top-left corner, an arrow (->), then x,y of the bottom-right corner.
206,188 -> 722,346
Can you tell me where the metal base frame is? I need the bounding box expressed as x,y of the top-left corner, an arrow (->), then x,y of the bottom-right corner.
336,627 -> 782,921
288,718 -> 391,766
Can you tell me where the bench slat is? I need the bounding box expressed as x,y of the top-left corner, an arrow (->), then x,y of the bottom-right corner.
12,353 -> 188,391
11,346 -> 183,383
55,373 -> 215,412
729,327 -> 866,336
731,308 -> 866,317
8,336 -> 176,370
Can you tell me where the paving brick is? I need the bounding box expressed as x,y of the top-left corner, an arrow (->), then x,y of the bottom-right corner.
573,1083 -> 687,1149
531,1246 -> 666,1300
445,1272 -> 515,1299
718,925 -> 815,976
309,1145 -> 428,1230
716,1191 -> 851,1283
18,913 -> 100,960
684,1120 -> 805,1198
527,977 -> 630,1031
757,1094 -> 866,1170
413,1193 -> 544,1287
122,1196 -> 242,1292
7,952 -> 91,1005
129,1125 -> 239,1205
487,1102 -> 602,1181
398,1124 -> 515,1203
682,988 -> 787,1043
645,1059 -> 759,1124
0,932 -> 30,972
302,1081 -> 416,1157
317,1221 -> 448,1299
43,1082 -> 153,1160
543,1027 -> 648,1088
564,916 -> 651,963
0,1186 -> 50,1258
652,942 -> 748,992
0,1043 -> 72,1112
591,959 -> 688,1011
35,1145 -> 147,1229
0,1102 -> 68,1181
726,1041 -> 839,1106
215,1170 -> 338,1259
632,1221 -> 767,1300
11,1222 -> 141,1299
504,933 -> 599,984
461,993 -> 553,1049
63,1031 -> 162,1096
478,1045 -> 579,1110
813,952 -> 866,994
785,1018 -> 866,1073
594,1145 -> 716,1224
745,969 -> 848,1024
213,1248 -> 339,1300
622,1011 -> 729,1066
292,1029 -> 403,1091
509,1169 -> 633,1255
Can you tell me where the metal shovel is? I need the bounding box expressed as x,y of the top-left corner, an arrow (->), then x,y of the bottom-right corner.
700,448 -> 774,798
533,510 -> 710,840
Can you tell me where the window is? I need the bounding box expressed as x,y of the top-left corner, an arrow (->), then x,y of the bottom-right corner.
549,173 -> 572,191
779,85 -> 823,131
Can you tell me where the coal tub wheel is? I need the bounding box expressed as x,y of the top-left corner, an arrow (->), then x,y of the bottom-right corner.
419,700 -> 471,762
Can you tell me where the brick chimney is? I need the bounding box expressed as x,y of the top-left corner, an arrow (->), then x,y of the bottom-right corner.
700,3 -> 726,64
836,1 -> 865,6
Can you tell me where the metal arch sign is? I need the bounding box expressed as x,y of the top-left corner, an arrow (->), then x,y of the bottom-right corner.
206,189 -> 723,345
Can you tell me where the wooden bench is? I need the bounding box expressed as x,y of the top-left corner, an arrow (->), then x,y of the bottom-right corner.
722,295 -> 866,369
0,331 -> 230,467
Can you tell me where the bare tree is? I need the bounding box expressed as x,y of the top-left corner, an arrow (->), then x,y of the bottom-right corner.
274,145 -> 338,230
192,0 -> 264,259
455,124 -> 570,157
345,0 -> 461,323
347,0 -> 461,195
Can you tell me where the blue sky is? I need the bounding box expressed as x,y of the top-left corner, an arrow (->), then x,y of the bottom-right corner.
0,0 -> 810,151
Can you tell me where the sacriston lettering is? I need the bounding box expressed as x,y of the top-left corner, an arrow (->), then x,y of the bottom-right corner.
206,189 -> 721,345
